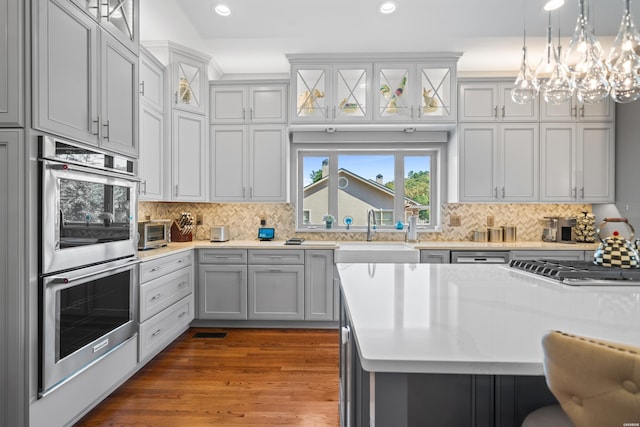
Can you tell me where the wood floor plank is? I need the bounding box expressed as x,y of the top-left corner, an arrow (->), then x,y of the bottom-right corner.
74,328 -> 340,427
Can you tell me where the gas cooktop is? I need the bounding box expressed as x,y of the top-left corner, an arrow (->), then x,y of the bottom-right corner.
508,259 -> 640,285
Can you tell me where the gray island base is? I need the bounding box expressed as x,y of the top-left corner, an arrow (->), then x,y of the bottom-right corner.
337,263 -> 640,426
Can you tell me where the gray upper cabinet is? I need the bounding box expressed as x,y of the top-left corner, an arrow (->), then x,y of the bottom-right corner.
458,80 -> 539,122
100,29 -> 138,156
540,94 -> 614,122
34,0 -> 138,156
0,0 -> 23,127
210,82 -> 288,124
67,0 -> 139,54
139,46 -> 164,111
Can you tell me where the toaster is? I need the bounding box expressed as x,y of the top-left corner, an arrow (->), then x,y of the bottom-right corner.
210,225 -> 230,242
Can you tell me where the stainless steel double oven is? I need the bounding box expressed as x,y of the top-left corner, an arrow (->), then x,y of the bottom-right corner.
39,135 -> 139,396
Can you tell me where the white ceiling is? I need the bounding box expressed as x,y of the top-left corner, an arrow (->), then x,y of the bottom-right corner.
140,0 -> 626,78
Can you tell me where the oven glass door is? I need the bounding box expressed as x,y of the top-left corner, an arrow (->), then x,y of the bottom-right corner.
41,260 -> 138,395
41,160 -> 138,274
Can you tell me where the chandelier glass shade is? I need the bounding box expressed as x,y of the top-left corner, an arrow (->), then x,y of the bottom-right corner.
535,22 -> 574,104
564,0 -> 610,102
607,0 -> 640,103
512,46 -> 539,104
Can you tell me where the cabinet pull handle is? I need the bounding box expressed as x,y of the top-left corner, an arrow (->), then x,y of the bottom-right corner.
243,187 -> 246,198
494,106 -> 498,118
178,311 -> 188,318
140,81 -> 145,96
141,180 -> 147,195
501,187 -> 505,198
580,105 -> 585,118
268,268 -> 283,272
175,91 -> 179,104
410,105 -> 414,119
501,105 -> 506,118
152,329 -> 162,337
151,293 -> 162,301
325,106 -> 329,119
214,255 -> 229,259
103,120 -> 110,141
572,187 -> 577,199
580,187 -> 585,199
175,184 -> 179,197
249,187 -> 253,198
150,266 -> 162,272
494,187 -> 498,199
242,107 -> 246,120
341,326 -> 351,345
178,281 -> 187,288
333,106 -> 336,120
92,117 -> 100,136
250,107 -> 254,120
572,106 -> 577,118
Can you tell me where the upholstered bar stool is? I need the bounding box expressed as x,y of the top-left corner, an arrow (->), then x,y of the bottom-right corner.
522,330 -> 640,427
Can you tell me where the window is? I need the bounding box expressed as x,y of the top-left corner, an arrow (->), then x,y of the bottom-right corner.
293,140 -> 444,232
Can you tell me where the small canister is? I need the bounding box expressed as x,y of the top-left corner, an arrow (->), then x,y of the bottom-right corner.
488,227 -> 503,242
472,229 -> 488,242
502,225 -> 517,242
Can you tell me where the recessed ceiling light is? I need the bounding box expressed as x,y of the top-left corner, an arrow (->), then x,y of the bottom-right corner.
379,1 -> 398,15
213,3 -> 231,16
542,0 -> 564,11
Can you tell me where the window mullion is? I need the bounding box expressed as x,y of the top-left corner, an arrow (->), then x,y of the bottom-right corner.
394,154 -> 405,225
328,152 -> 339,224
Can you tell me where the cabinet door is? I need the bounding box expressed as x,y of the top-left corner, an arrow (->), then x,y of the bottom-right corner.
540,124 -> 577,202
171,52 -> 207,114
458,82 -> 498,121
374,64 -> 414,121
100,0 -> 139,55
459,124 -> 498,201
0,0 -> 22,126
248,265 -> 304,320
333,65 -> 371,122
540,96 -> 577,121
511,250 -> 585,261
580,98 -> 615,122
100,29 -> 138,156
198,265 -> 248,320
209,125 -> 247,201
420,250 -> 450,264
172,111 -> 207,201
500,124 -> 539,201
250,85 -> 288,123
139,48 -> 164,111
35,0 -> 99,145
249,125 -> 287,202
139,103 -> 164,200
305,250 -> 334,321
210,85 -> 248,124
417,64 -> 456,122
578,123 -> 614,202
291,65 -> 330,122
500,83 -> 539,121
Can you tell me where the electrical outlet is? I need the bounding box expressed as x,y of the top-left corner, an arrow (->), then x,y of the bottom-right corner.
487,216 -> 495,227
196,214 -> 203,225
449,215 -> 461,227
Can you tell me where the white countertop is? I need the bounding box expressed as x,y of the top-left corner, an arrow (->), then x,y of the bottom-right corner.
337,263 -> 640,376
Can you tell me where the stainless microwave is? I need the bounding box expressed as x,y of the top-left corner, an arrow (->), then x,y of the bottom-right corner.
138,220 -> 170,250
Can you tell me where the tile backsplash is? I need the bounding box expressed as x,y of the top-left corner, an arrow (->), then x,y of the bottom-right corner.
139,202 -> 592,242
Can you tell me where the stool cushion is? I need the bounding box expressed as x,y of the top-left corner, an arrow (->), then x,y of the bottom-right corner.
521,404 -> 573,427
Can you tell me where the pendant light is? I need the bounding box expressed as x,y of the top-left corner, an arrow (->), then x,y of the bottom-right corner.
607,0 -> 640,103
535,13 -> 574,104
564,0 -> 610,103
512,0 -> 538,104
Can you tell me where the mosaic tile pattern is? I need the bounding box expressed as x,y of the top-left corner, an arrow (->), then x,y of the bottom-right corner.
139,202 -> 592,242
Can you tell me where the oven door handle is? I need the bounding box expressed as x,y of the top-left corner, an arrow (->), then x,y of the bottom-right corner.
48,259 -> 141,285
40,157 -> 141,182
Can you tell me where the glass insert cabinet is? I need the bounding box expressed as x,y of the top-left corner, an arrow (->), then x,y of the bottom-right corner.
70,0 -> 139,54
287,53 -> 461,124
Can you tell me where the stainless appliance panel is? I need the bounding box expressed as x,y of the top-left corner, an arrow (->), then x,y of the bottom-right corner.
40,259 -> 139,396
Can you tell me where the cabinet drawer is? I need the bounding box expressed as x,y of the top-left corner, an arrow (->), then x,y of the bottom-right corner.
139,295 -> 193,362
140,251 -> 193,283
248,249 -> 304,265
140,266 -> 193,322
199,249 -> 248,264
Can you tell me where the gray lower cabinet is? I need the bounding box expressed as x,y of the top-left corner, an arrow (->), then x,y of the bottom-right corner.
138,251 -> 194,362
305,250 -> 334,321
197,249 -> 248,320
199,264 -> 248,320
420,249 -> 451,264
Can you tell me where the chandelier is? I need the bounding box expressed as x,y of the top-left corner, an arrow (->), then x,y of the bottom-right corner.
512,0 -> 640,105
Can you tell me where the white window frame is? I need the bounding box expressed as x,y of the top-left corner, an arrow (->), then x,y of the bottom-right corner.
291,137 -> 446,233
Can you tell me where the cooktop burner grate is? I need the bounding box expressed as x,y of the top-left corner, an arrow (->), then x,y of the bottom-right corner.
509,259 -> 640,281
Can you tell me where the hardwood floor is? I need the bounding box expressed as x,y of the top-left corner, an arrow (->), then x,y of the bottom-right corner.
74,328 -> 340,427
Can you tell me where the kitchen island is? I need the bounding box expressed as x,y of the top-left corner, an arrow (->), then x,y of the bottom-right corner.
337,262 -> 640,427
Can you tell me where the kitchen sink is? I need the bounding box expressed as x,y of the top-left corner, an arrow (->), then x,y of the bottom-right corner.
335,242 -> 420,263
